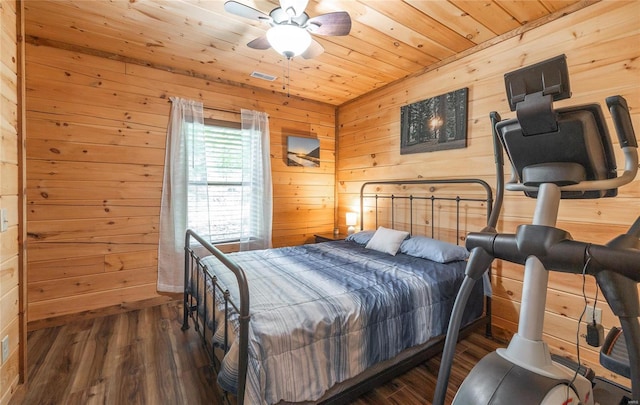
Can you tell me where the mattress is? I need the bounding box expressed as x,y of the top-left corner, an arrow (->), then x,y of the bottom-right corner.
191,240 -> 484,404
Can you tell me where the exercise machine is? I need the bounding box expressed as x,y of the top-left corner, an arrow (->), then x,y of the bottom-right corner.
433,55 -> 639,405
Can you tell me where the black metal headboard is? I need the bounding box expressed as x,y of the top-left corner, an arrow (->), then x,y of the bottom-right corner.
359,178 -> 493,244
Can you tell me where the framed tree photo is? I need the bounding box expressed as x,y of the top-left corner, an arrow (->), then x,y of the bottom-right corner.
400,88 -> 468,155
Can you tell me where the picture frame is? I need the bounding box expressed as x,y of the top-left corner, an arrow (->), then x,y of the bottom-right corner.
400,87 -> 468,155
286,136 -> 320,167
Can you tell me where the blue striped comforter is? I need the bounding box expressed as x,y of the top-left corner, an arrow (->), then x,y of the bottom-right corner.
197,240 -> 483,404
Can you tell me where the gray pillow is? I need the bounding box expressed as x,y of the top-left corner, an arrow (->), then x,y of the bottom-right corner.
400,235 -> 469,263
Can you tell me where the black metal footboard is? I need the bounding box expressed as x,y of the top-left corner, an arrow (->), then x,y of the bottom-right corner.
182,229 -> 250,404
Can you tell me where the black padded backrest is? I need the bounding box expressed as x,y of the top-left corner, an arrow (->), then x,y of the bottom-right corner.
496,103 -> 618,199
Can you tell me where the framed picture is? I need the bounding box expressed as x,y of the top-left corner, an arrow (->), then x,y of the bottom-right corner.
400,87 -> 468,155
287,136 -> 320,167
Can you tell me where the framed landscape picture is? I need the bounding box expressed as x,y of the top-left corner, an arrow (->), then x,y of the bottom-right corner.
287,136 -> 320,167
400,87 -> 468,155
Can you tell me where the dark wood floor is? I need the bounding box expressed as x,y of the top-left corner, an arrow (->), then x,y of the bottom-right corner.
9,301 -> 503,405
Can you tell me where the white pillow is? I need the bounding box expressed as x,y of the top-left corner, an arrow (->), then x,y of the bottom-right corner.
365,226 -> 410,256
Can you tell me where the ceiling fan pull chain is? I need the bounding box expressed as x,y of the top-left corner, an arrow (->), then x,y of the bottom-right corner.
282,59 -> 286,92
287,57 -> 291,97
281,57 -> 291,97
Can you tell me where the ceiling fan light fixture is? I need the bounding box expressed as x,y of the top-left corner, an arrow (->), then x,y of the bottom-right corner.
266,25 -> 311,58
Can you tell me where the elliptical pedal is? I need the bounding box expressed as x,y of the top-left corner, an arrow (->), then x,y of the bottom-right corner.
601,327 -> 631,379
591,327 -> 634,405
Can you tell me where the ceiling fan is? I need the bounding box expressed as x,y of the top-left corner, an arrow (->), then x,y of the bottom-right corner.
224,0 -> 352,59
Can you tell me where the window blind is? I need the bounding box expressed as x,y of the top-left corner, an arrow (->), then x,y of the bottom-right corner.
188,122 -> 244,243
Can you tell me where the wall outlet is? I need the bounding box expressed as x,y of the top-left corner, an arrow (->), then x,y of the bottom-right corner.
586,306 -> 603,324
1,336 -> 8,364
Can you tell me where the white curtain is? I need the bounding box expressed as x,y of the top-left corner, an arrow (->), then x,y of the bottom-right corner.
240,109 -> 273,251
157,103 -> 272,291
157,97 -> 208,293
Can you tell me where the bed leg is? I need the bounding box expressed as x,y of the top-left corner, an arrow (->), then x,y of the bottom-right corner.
182,289 -> 190,331
182,263 -> 190,331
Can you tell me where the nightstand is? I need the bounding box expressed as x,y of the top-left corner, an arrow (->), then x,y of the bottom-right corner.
314,232 -> 349,243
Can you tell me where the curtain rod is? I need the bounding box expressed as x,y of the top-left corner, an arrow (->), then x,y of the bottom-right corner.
203,106 -> 238,114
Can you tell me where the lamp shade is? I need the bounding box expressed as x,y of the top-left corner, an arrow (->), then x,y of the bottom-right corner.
346,212 -> 357,235
345,212 -> 357,226
266,25 -> 312,58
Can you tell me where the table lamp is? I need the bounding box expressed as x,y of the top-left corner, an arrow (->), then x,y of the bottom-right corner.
346,212 -> 357,235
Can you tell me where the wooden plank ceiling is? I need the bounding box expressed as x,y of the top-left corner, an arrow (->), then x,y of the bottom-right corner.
24,0 -> 590,106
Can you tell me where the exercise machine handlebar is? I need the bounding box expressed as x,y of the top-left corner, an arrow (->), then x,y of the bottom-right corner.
607,95 -> 637,148
465,217 -> 640,283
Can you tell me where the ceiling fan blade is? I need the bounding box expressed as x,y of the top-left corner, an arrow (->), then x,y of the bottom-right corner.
301,39 -> 324,59
279,0 -> 309,17
224,1 -> 270,22
247,35 -> 272,50
306,12 -> 351,36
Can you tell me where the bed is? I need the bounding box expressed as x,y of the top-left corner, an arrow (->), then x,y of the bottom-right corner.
182,178 -> 494,404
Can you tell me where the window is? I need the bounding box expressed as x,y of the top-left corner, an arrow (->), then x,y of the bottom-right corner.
187,119 -> 244,243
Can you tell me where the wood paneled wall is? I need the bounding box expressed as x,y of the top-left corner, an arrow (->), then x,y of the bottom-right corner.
337,0 -> 639,385
0,0 -> 21,402
24,44 -> 336,326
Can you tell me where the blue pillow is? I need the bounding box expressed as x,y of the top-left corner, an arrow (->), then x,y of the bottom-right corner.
399,235 -> 469,263
344,230 -> 376,245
